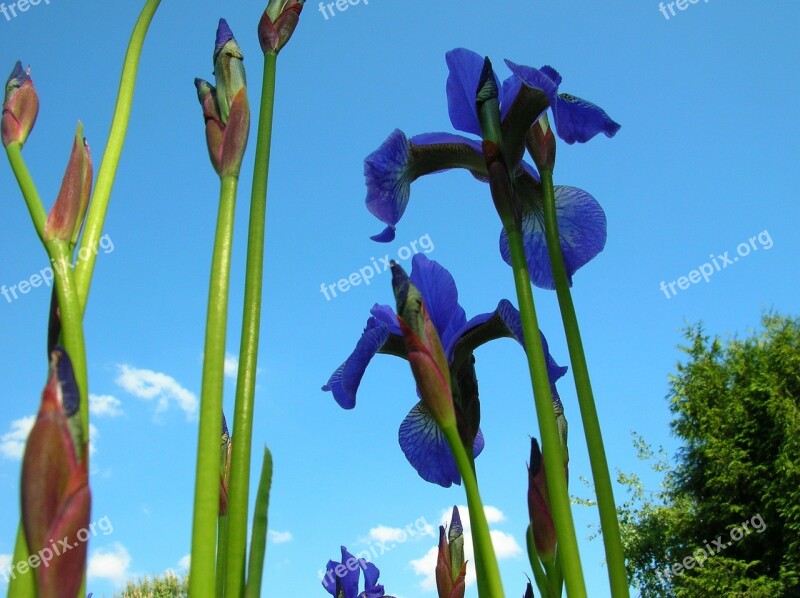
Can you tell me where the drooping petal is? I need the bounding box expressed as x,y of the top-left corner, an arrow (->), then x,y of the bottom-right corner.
445,48 -> 498,137
552,92 -> 621,144
365,130 -> 486,242
398,402 -> 460,487
504,60 -> 559,107
499,185 -> 606,289
408,254 -> 467,349
323,316 -> 392,409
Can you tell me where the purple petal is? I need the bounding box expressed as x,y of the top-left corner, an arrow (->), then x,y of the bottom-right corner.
365,131 -> 486,243
500,74 -> 524,122
408,254 -> 467,349
339,547 -> 361,598
398,402 -> 460,487
323,316 -> 391,409
215,19 -> 235,61
370,303 -> 402,336
445,48 -> 490,136
553,93 -> 621,144
473,427 -> 485,458
360,560 -> 385,597
504,60 -> 559,107
539,65 -> 562,87
499,185 -> 606,289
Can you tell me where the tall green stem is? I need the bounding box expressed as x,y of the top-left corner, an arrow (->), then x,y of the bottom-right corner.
224,51 -> 278,597
539,171 -> 629,597
73,0 -> 162,312
442,425 -> 505,598
5,143 -> 46,242
189,175 -> 238,596
246,447 -> 273,597
504,224 -> 587,597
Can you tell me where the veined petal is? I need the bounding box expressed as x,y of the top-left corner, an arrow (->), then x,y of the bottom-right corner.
399,402 -> 460,487
445,48 -> 498,136
323,317 -> 391,409
499,185 -> 606,289
553,93 -> 621,144
408,254 -> 467,349
365,130 -> 486,242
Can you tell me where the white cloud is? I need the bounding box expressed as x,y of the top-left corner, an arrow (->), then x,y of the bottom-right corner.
410,505 -> 522,591
268,530 -> 293,544
224,354 -> 239,379
0,416 -> 35,460
115,365 -> 197,418
89,423 -> 99,456
89,394 -> 123,417
369,526 -> 410,544
178,554 -> 191,570
0,553 -> 12,583
88,543 -> 131,587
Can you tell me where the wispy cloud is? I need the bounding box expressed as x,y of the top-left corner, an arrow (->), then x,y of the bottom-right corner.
115,365 -> 197,419
89,394 -> 123,417
0,553 -> 12,584
368,522 -> 435,545
224,354 -> 239,379
0,416 -> 35,460
88,543 -> 132,588
409,505 -> 522,591
269,530 -> 293,544
178,554 -> 191,570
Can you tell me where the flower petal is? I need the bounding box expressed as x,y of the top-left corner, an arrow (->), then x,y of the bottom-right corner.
323,316 -> 392,409
499,185 -> 606,289
499,74 -> 524,122
408,254 -> 466,349
398,402 -> 460,487
553,93 -> 621,144
365,131 -> 486,243
360,560 -> 385,598
445,48 -> 496,136
504,60 -> 559,107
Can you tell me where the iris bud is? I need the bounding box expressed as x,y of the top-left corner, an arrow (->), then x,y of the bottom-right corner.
2,61 -> 39,147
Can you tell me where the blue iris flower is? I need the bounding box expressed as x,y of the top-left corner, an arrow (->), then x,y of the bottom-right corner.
323,254 -> 566,488
364,48 -> 619,289
321,546 -> 391,598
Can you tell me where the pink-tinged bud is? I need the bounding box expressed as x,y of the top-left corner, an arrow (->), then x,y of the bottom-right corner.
195,79 -> 250,178
527,438 -> 557,562
43,122 -> 93,243
2,61 -> 39,147
391,262 -> 456,429
220,414 -> 231,516
436,506 -> 466,598
21,349 -> 90,598
258,1 -> 304,54
526,113 -> 556,172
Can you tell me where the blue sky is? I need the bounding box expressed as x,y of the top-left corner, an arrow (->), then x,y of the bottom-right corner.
1,1 -> 799,596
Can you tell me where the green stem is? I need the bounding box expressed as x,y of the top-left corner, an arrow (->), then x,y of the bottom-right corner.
7,524 -> 35,598
504,224 -> 587,597
45,240 -> 89,442
246,447 -> 273,598
5,143 -> 46,243
189,175 -> 238,597
442,425 -> 504,598
73,0 -> 162,313
224,50 -> 278,598
215,514 -> 228,598
539,170 -> 629,597
527,525 -> 557,598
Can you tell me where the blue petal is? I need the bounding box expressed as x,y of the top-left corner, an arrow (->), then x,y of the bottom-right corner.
322,559 -> 338,596
499,185 -> 606,289
323,316 -> 391,409
399,402 -> 460,487
473,427 -> 485,458
504,60 -> 559,107
500,74 -> 524,122
408,254 -> 467,349
214,19 -> 235,61
369,303 -> 402,336
339,547 -> 362,598
365,131 -> 487,242
553,93 -> 621,144
359,560 -> 385,598
445,48 -> 492,136
365,129 -> 413,243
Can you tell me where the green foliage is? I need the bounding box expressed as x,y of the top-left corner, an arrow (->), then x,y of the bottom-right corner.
115,571 -> 189,597
602,313 -> 800,596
